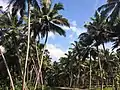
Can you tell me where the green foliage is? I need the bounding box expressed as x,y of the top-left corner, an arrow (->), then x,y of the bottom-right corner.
1,0 -> 120,89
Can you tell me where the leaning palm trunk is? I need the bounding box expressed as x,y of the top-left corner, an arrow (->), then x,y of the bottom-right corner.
33,41 -> 43,90
89,54 -> 92,90
1,52 -> 15,90
22,0 -> 31,89
34,33 -> 48,90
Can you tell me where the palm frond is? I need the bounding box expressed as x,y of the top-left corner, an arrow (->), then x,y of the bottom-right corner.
49,22 -> 66,36
52,17 -> 70,27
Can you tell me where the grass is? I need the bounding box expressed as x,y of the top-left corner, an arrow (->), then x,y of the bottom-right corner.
96,87 -> 113,90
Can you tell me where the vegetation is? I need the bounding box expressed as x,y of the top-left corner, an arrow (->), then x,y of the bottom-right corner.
0,0 -> 120,90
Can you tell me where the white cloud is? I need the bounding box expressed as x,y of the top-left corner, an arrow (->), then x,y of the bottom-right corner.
61,20 -> 86,36
71,20 -> 77,27
46,44 -> 66,61
70,26 -> 81,36
70,21 -> 86,36
48,32 -> 55,39
69,34 -> 73,39
0,0 -> 8,11
61,26 -> 70,31
70,21 -> 80,34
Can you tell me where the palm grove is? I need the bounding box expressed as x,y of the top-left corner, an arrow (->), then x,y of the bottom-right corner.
0,0 -> 120,90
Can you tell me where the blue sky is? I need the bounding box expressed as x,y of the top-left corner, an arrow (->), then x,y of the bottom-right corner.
47,0 -> 106,61
0,0 -> 107,61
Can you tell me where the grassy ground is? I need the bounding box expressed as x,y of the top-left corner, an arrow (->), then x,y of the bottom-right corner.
46,87 -> 113,90
96,87 -> 112,90
45,87 -> 113,90
27,86 -> 114,90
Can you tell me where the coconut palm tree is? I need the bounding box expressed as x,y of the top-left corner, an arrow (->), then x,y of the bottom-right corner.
71,41 -> 89,87
84,11 -> 116,89
8,0 -> 69,89
0,9 -> 25,90
97,0 -> 120,24
78,32 -> 98,90
8,0 -> 41,89
30,1 -> 70,89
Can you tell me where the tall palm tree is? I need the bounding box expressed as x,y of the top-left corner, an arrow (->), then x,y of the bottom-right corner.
0,9 -> 25,90
84,12 -> 115,90
31,1 -> 70,89
97,1 -> 120,58
61,51 -> 74,87
98,0 -> 120,24
71,41 -> 89,87
8,0 -> 41,89
85,11 -> 112,47
78,32 -> 98,90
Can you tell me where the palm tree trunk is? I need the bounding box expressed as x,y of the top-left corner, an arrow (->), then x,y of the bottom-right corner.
100,67 -> 104,90
34,32 -> 48,90
34,32 -> 42,86
102,43 -> 106,54
97,80 -> 99,87
69,71 -> 73,87
30,67 -> 33,82
89,54 -> 92,90
98,55 -> 103,90
26,67 -> 29,82
22,0 -> 31,89
32,59 -> 38,81
36,40 -> 43,83
76,67 -> 80,87
97,46 -> 103,90
1,52 -> 15,90
102,43 -> 107,90
112,79 -> 114,89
